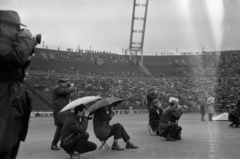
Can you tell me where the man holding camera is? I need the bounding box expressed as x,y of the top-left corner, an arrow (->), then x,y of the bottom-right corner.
0,10 -> 38,159
146,87 -> 157,110
61,104 -> 97,159
158,98 -> 183,141
93,105 -> 138,151
51,78 -> 75,150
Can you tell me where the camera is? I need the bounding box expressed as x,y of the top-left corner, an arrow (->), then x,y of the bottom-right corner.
33,34 -> 41,44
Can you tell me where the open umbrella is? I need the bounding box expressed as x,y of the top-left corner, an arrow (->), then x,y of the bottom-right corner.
60,96 -> 102,112
88,96 -> 124,114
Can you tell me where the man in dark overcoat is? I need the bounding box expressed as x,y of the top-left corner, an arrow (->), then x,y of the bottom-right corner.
0,10 -> 37,159
198,98 -> 206,121
158,99 -> 183,141
51,78 -> 75,150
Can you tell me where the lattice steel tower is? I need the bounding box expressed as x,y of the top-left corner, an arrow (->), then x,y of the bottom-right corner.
126,0 -> 149,62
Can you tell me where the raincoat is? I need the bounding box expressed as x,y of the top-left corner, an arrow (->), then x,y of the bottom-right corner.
52,84 -> 75,125
0,35 -> 35,153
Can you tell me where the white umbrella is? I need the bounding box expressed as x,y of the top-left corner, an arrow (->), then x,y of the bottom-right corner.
60,96 -> 102,112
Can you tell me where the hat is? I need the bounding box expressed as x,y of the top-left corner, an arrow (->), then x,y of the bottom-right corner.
169,97 -> 179,103
0,10 -> 26,27
207,97 -> 214,104
58,78 -> 68,83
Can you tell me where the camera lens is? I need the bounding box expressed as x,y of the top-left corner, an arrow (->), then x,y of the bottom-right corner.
35,34 -> 41,44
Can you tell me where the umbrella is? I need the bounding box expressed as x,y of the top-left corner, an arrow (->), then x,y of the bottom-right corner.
88,96 -> 125,114
60,96 -> 102,112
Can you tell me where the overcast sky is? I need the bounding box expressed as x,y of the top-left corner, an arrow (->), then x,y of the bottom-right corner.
1,0 -> 240,55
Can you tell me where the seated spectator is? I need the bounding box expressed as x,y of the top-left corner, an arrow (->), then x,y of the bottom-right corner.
93,105 -> 138,151
149,99 -> 163,135
158,98 -> 183,141
228,103 -> 240,128
61,104 -> 97,158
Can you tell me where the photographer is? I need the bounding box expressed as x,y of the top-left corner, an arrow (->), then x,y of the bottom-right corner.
146,87 -> 157,110
149,99 -> 163,135
158,98 -> 183,141
61,104 -> 97,159
51,78 -> 75,150
0,10 -> 38,159
93,105 -> 138,151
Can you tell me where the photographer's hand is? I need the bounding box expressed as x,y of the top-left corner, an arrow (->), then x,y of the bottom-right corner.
17,29 -> 33,39
84,110 -> 89,118
17,29 -> 37,45
70,83 -> 75,88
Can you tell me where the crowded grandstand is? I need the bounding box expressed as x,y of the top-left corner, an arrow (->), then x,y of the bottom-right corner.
25,47 -> 240,113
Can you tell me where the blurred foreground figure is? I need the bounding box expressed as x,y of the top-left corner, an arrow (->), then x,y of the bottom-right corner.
61,105 -> 97,159
51,78 -> 75,150
158,98 -> 183,141
93,105 -> 138,151
0,10 -> 37,159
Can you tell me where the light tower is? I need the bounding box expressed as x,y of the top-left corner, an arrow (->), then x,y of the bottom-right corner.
126,0 -> 149,62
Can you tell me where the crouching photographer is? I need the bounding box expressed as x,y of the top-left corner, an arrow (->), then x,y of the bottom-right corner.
61,104 -> 97,159
158,97 -> 183,141
0,10 -> 40,159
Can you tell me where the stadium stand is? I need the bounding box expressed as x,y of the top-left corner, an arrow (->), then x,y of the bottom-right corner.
27,47 -> 240,112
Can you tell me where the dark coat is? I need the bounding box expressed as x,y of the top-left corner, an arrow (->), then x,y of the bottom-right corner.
158,106 -> 182,136
199,102 -> 205,115
52,84 -> 75,125
61,112 -> 88,150
149,106 -> 163,131
146,93 -> 157,110
0,35 -> 35,153
228,108 -> 240,122
93,108 -> 114,141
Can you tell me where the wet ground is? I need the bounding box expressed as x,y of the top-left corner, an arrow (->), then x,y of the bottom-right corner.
18,113 -> 240,159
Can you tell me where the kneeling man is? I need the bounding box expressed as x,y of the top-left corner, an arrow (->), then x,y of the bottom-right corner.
158,98 -> 183,141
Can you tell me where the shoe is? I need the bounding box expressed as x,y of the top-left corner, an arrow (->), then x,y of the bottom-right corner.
69,151 -> 80,159
51,145 -> 60,150
111,143 -> 125,151
166,136 -> 176,141
126,142 -> 138,149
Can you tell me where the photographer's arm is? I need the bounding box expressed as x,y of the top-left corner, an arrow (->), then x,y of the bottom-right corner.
97,109 -> 114,121
54,85 -> 75,95
0,29 -> 36,69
